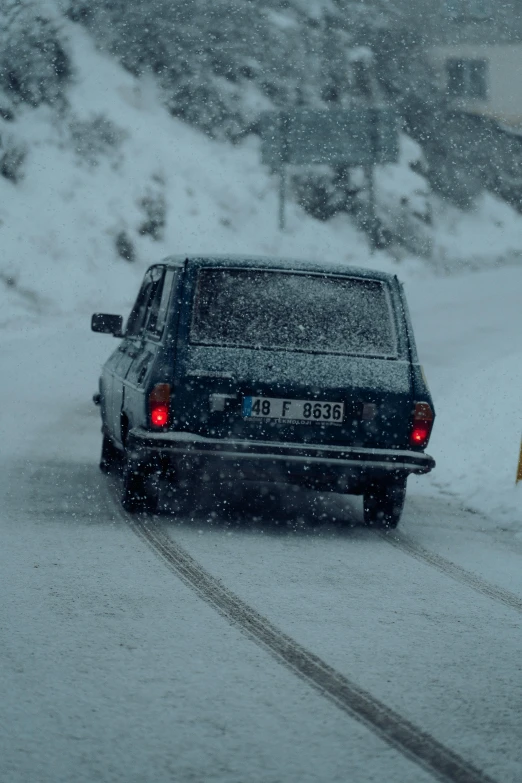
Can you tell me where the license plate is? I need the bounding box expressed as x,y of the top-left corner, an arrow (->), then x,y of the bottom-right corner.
243,396 -> 344,424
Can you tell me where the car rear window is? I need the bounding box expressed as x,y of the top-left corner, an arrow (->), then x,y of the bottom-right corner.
190,268 -> 398,358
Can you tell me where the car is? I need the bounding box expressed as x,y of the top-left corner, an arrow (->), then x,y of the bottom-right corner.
91,255 -> 435,527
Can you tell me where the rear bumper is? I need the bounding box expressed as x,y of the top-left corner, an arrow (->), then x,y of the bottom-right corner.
127,427 -> 435,487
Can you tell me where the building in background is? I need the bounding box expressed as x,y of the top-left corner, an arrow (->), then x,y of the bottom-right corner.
427,0 -> 522,129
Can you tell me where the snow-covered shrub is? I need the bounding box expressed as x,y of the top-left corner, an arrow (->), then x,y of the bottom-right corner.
0,92 -> 15,122
115,231 -> 136,262
0,0 -> 72,107
69,114 -> 126,166
0,134 -> 27,183
374,136 -> 434,255
65,0 -> 364,139
138,177 -> 167,241
292,167 -> 361,222
410,112 -> 522,210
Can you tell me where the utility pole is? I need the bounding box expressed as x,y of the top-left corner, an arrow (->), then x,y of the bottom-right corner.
364,164 -> 378,252
278,165 -> 286,231
278,113 -> 290,232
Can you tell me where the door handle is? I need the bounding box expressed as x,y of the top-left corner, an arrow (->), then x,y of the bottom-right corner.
137,365 -> 148,384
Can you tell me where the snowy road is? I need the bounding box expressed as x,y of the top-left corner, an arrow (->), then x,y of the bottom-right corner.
1,266 -> 521,783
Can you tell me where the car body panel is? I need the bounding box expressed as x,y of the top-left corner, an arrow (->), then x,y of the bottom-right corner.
169,258 -> 421,452
176,345 -> 415,448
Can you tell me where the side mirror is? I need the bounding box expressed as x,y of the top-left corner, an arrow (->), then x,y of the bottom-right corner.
91,313 -> 124,337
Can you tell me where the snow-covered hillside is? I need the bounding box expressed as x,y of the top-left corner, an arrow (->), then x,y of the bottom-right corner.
1,22 -> 375,327
2,18 -> 522,328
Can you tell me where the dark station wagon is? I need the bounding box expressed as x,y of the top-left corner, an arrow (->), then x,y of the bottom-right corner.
92,256 -> 435,527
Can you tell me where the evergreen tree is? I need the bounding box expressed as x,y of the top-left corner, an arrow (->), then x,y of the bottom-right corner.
0,0 -> 72,107
66,0 -> 369,138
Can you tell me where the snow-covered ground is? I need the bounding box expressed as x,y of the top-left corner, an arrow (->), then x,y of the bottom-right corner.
1,266 -> 521,783
405,266 -> 522,531
429,352 -> 521,527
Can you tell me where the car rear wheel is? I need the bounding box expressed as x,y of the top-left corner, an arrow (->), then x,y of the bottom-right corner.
99,434 -> 122,474
363,479 -> 406,530
121,457 -> 158,513
161,466 -> 195,516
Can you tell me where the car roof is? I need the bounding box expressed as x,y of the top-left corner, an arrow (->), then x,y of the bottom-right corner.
159,255 -> 399,285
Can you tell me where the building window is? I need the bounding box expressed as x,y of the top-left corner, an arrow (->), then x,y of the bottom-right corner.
446,58 -> 488,100
446,0 -> 492,21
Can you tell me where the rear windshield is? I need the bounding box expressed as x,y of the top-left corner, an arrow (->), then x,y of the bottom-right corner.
190,269 -> 398,357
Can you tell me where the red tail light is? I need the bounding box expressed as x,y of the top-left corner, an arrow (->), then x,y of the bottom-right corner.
410,402 -> 434,449
149,384 -> 170,429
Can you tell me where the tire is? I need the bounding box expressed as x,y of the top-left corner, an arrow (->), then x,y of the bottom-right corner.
121,457 -> 158,513
99,434 -> 122,474
163,467 -> 193,516
363,479 -> 406,530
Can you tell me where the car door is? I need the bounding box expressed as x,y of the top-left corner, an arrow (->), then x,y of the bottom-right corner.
121,266 -> 184,436
124,267 -> 177,426
110,268 -> 161,444
99,345 -> 123,437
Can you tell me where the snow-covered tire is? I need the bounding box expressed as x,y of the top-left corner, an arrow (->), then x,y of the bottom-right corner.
121,458 -> 158,513
363,479 -> 406,530
99,434 -> 122,474
163,467 -> 193,516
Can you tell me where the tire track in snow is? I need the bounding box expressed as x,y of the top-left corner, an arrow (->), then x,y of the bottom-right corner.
107,486 -> 499,783
379,532 -> 522,613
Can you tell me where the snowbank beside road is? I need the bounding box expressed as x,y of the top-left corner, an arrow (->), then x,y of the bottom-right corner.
428,354 -> 522,529
431,193 -> 522,272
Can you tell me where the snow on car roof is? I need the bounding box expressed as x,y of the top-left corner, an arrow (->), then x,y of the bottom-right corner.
160,254 -> 398,284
